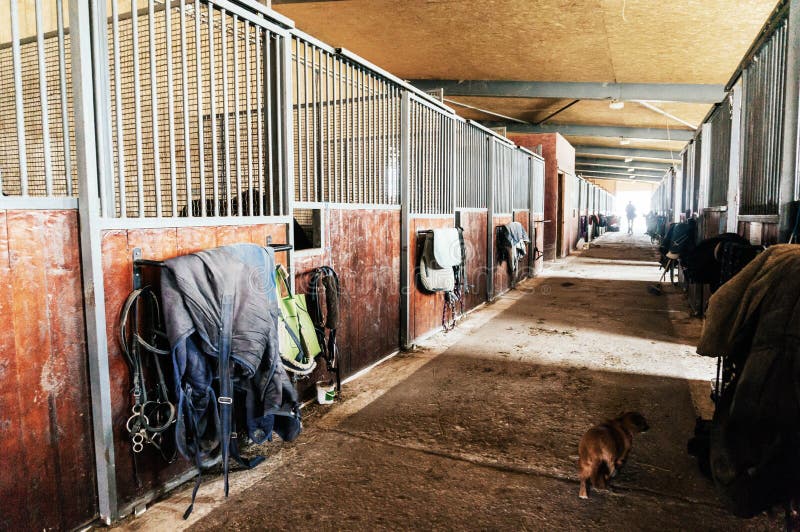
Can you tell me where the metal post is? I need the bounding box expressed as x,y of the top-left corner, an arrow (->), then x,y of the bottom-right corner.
779,0 -> 800,241
528,156 -> 535,275
70,0 -> 117,523
698,123 -> 713,217
399,90 -> 411,348
282,33 -> 296,291
727,85 -> 743,233
486,138 -> 495,301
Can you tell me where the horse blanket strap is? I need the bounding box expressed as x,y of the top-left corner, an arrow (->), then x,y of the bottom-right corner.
308,266 -> 342,391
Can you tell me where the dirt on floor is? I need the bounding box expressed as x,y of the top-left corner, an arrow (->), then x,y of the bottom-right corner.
118,232 -> 781,531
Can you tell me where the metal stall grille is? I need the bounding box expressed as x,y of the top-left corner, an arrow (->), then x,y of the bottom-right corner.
491,139 -> 514,215
409,97 -> 454,214
707,98 -> 732,207
455,120 -> 488,209
512,149 -> 530,211
532,155 -> 544,215
739,16 -> 788,216
292,34 -> 401,206
681,143 -> 694,215
1,0 -> 76,199
692,133 -> 702,213
97,0 -> 288,219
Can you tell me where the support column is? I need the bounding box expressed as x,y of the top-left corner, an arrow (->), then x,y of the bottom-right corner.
486,138 -> 495,301
726,85 -> 743,233
779,0 -> 800,241
70,0 -> 117,523
399,91 -> 411,348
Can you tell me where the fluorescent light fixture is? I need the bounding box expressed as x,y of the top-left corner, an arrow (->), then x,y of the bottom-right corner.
627,168 -> 635,172
619,137 -> 631,145
624,157 -> 634,163
609,100 -> 625,110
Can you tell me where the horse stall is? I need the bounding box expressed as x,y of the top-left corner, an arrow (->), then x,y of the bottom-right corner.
0,1 -> 546,528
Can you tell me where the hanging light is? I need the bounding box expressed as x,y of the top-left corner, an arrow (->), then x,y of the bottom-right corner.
624,157 -> 634,163
619,137 -> 631,145
627,168 -> 635,172
609,99 -> 625,110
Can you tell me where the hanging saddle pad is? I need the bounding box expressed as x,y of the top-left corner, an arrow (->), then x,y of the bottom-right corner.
420,232 -> 455,293
432,228 -> 462,268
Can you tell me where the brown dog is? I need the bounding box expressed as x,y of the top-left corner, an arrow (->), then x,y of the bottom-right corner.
578,412 -> 649,499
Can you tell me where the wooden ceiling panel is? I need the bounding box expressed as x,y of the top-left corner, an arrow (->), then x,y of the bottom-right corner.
601,0 -> 778,84
549,100 -> 712,130
275,0 -> 777,84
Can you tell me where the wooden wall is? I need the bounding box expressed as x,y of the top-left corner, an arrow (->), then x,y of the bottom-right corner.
457,210 -> 488,312
409,216 -> 454,340
738,220 -> 779,245
293,208 -> 401,391
0,210 -> 97,530
101,223 -> 287,509
508,132 -> 576,261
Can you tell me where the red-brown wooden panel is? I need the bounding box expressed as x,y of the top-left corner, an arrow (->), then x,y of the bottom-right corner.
292,208 -> 401,384
1,210 -> 96,530
409,216 -> 454,341
458,210 -> 488,312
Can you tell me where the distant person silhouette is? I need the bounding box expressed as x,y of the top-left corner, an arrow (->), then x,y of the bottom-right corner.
625,201 -> 636,235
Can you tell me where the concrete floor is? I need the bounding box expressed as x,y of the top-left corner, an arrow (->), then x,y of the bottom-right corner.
123,233 -> 779,531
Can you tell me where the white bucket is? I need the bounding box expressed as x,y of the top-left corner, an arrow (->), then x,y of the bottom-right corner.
316,381 -> 336,405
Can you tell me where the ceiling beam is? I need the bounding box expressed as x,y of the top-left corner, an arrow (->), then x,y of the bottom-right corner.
580,174 -> 661,183
577,168 -> 664,179
409,80 -> 726,104
576,165 -> 667,178
496,123 -> 694,141
576,157 -> 673,172
573,145 -> 681,162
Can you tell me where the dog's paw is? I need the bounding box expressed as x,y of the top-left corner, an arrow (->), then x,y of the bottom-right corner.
579,494 -> 588,500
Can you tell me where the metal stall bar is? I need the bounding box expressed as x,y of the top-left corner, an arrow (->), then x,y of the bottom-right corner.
166,1 -> 178,216
222,10 -> 232,216
196,3 -> 206,216
210,5 -> 220,215
70,0 -> 117,521
150,0 -> 163,217
10,0 -> 29,195
245,22 -> 254,215
35,0 -> 54,195
56,0 -> 72,196
111,0 -> 125,214
131,0 -> 145,216
180,0 -> 193,218
233,15 -> 242,214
